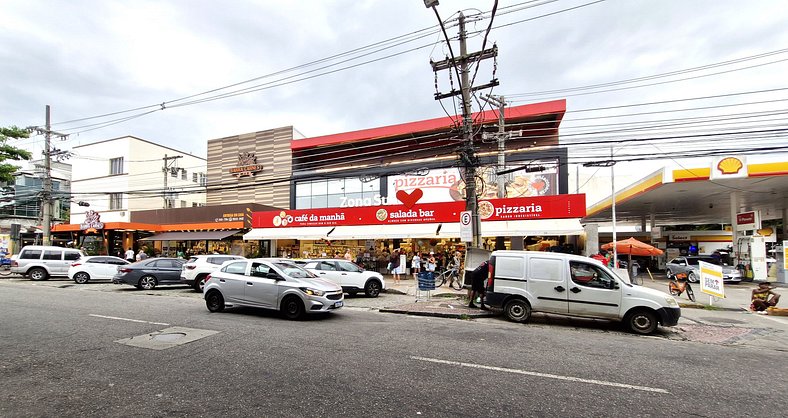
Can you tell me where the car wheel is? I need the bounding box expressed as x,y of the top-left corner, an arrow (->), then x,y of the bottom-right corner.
73,272 -> 90,284
138,275 -> 157,290
194,274 -> 207,293
29,267 -> 48,281
205,290 -> 225,312
687,271 -> 698,283
281,296 -> 305,320
364,279 -> 382,298
504,299 -> 531,323
627,310 -> 658,335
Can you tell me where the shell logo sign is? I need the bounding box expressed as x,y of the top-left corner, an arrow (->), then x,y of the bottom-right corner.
711,156 -> 747,180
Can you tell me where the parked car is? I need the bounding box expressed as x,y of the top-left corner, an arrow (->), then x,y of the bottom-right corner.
11,245 -> 85,280
69,256 -> 129,284
203,258 -> 344,320
112,257 -> 186,290
666,255 -> 742,283
302,259 -> 385,297
484,250 -> 681,334
180,254 -> 245,292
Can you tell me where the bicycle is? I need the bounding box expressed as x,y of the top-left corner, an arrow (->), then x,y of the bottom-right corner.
668,272 -> 695,302
433,268 -> 463,290
0,264 -> 12,276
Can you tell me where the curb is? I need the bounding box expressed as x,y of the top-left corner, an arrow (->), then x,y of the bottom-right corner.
378,307 -> 498,319
678,302 -> 747,312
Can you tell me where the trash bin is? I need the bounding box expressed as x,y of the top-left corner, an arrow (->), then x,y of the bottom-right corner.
417,271 -> 435,291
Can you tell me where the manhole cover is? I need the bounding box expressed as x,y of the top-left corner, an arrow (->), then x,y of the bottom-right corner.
700,317 -> 745,324
152,332 -> 187,342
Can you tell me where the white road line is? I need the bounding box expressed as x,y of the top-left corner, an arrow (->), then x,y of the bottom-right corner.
410,356 -> 669,394
89,314 -> 170,326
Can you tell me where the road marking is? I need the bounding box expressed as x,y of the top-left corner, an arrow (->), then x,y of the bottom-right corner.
410,356 -> 669,394
89,314 -> 170,326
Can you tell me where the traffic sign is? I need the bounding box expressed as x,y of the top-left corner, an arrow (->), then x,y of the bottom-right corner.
460,210 -> 472,242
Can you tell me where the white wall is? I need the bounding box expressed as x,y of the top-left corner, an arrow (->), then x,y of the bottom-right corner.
69,136 -> 206,224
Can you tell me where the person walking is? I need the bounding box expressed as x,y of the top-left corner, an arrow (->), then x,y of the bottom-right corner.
125,248 -> 135,263
344,249 -> 353,261
447,251 -> 462,289
390,249 -> 402,284
468,260 -> 489,309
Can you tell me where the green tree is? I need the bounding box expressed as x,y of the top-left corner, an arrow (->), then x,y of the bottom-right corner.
0,126 -> 32,183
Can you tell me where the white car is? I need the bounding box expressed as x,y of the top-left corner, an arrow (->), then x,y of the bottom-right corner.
203,258 -> 343,320
302,259 -> 385,297
180,254 -> 245,292
68,256 -> 129,284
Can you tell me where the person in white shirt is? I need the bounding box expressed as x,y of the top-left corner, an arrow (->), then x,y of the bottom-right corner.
411,253 -> 421,280
125,248 -> 135,262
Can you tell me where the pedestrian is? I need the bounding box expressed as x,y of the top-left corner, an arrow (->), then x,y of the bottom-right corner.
125,247 -> 135,263
390,249 -> 402,284
137,249 -> 148,261
344,249 -> 353,261
447,251 -> 462,289
411,252 -> 421,280
469,260 -> 489,309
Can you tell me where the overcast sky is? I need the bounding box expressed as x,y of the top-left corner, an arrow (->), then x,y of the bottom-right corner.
3,0 -> 787,200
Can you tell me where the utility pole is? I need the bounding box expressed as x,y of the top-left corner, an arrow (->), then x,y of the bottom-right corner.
162,154 -> 182,208
429,8 -> 499,249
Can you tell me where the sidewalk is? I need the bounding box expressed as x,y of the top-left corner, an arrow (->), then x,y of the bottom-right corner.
380,276 -> 496,319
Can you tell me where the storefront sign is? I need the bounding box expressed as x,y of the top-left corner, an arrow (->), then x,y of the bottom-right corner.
229,152 -> 263,178
214,212 -> 244,222
699,260 -> 724,298
80,210 -> 105,232
651,226 -> 663,240
252,194 -> 586,228
669,233 -> 691,241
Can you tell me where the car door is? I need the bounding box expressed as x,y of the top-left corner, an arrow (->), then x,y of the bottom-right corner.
243,261 -> 281,309
154,259 -> 184,283
42,249 -> 67,275
310,261 -> 342,286
525,255 -> 568,314
336,261 -> 362,287
566,260 -> 622,319
217,261 -> 249,303
86,257 -> 113,280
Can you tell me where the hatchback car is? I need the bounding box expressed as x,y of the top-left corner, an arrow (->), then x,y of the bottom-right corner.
203,258 -> 343,320
666,255 -> 742,283
69,256 -> 129,284
112,257 -> 186,290
302,259 -> 385,297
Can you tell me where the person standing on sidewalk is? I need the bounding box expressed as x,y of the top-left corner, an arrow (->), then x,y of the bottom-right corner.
390,249 -> 402,284
411,252 -> 421,281
468,260 -> 489,309
125,248 -> 135,263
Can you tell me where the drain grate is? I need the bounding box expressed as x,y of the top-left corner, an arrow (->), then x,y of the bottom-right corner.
115,327 -> 218,350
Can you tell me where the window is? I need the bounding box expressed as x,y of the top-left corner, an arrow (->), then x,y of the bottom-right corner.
209,256 -> 238,265
109,193 -> 122,210
110,157 -> 124,175
64,251 -> 82,261
199,173 -> 206,186
43,250 -> 62,260
86,257 -> 106,264
569,262 -> 617,290
181,169 -> 187,180
250,262 -> 271,277
338,261 -> 361,272
223,261 -> 248,275
20,250 -> 42,260
319,261 -> 337,271
180,200 -> 187,208
192,172 -> 198,183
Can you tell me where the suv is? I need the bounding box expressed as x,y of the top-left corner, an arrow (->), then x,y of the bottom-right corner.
666,255 -> 742,284
302,259 -> 385,297
11,245 -> 85,281
180,254 -> 245,292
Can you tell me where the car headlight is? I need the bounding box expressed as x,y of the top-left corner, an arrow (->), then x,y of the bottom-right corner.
665,296 -> 679,307
301,287 -> 325,296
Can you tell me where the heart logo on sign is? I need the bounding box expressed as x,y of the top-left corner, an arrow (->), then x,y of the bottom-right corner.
396,189 -> 423,208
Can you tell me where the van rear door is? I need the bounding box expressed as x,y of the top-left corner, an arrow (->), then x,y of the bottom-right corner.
567,260 -> 622,318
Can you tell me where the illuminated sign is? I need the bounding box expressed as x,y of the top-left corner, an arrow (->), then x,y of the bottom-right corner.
229,152 -> 263,178
80,210 -> 105,232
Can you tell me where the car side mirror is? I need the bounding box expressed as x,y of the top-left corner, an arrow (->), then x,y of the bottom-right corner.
266,272 -> 281,280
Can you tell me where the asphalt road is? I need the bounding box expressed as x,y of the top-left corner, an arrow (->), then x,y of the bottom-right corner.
1,280 -> 786,417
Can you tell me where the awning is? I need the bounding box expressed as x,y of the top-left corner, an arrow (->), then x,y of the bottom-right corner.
243,219 -> 583,241
140,230 -> 241,241
243,227 -> 336,241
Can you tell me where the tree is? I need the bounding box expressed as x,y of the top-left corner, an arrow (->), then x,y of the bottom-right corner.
0,126 -> 32,183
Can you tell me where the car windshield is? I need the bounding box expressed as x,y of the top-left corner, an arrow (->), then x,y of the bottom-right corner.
274,262 -> 317,278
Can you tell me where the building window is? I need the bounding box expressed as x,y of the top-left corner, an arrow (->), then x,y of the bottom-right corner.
192,173 -> 198,183
180,200 -> 187,208
192,202 -> 198,207
110,157 -> 124,175
199,173 -> 206,186
181,169 -> 187,180
294,177 -> 381,209
109,193 -> 123,210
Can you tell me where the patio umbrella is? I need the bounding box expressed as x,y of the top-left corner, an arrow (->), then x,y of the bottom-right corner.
601,237 -> 663,277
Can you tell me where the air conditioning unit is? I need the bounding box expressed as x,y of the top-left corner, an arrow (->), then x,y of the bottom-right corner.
120,211 -> 126,217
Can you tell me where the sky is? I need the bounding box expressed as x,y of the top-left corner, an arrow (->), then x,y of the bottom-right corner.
3,0 -> 788,203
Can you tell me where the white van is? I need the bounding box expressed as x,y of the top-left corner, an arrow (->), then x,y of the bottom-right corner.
484,251 -> 680,334
11,245 -> 85,281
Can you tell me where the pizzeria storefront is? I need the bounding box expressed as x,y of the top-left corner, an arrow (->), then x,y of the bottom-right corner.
244,194 -> 586,266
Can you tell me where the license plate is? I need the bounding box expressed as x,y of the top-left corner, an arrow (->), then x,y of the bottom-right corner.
334,301 -> 344,308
